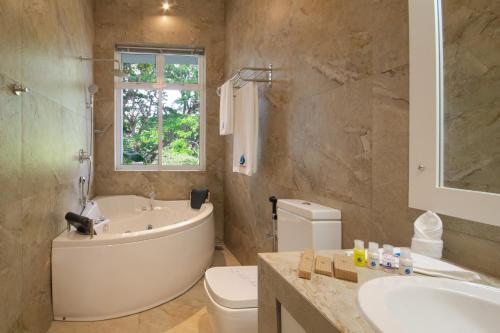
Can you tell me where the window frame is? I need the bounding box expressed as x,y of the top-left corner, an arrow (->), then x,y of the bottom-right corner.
114,51 -> 206,172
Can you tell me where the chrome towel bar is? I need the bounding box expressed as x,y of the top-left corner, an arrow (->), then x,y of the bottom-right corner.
216,64 -> 272,96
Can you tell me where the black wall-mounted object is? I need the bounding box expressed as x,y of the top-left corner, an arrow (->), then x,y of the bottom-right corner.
269,196 -> 278,220
65,212 -> 95,235
190,189 -> 210,209
268,196 -> 278,252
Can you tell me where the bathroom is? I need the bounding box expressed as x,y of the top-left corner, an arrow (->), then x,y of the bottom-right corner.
1,0 -> 499,332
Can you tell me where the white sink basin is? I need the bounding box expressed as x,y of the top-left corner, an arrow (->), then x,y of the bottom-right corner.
358,276 -> 500,333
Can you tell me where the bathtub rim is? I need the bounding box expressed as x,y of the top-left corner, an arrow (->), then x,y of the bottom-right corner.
53,195 -> 213,248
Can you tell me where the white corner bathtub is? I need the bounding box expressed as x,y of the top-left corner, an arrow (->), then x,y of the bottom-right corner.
52,195 -> 214,321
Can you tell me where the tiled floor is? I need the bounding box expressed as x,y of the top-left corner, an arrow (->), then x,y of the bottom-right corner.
48,249 -> 240,333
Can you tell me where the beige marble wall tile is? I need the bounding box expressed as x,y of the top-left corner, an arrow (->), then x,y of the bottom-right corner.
92,0 -> 226,240
223,0 -> 500,277
0,74 -> 23,333
223,0 -> 388,265
0,0 -> 94,331
371,65 -> 413,246
20,95 -> 86,333
0,0 -> 22,81
21,0 -> 62,105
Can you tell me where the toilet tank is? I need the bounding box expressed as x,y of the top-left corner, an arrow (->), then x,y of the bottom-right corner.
277,199 -> 341,252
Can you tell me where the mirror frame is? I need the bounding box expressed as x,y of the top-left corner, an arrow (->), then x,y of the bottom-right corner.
409,0 -> 500,227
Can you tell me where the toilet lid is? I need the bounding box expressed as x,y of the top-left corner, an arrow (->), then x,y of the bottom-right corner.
205,266 -> 258,309
278,199 -> 341,220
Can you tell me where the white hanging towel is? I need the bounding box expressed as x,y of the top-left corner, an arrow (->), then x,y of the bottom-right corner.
232,82 -> 259,176
219,80 -> 234,135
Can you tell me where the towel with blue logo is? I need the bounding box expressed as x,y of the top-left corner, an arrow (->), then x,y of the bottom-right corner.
232,82 -> 259,176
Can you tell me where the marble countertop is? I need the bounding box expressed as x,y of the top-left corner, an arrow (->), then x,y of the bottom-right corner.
258,250 -> 500,333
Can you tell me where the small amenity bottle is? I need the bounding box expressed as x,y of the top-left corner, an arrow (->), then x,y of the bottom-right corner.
382,244 -> 395,272
353,240 -> 366,267
367,242 -> 380,269
398,247 -> 413,275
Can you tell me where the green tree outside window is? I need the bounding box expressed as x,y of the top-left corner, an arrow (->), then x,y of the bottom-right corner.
121,62 -> 200,166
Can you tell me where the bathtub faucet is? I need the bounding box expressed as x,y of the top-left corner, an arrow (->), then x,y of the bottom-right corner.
149,192 -> 155,210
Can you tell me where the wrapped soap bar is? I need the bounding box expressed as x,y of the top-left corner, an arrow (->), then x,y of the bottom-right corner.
298,249 -> 315,280
333,254 -> 358,282
314,255 -> 333,277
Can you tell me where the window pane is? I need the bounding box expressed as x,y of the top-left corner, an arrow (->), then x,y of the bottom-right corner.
122,89 -> 159,165
162,90 -> 200,166
121,53 -> 157,83
164,55 -> 199,84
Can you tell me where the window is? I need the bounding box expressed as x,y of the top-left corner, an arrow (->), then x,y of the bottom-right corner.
114,46 -> 206,171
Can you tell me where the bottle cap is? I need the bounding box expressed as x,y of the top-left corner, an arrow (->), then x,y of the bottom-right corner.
400,247 -> 412,258
368,242 -> 379,252
354,239 -> 364,249
383,244 -> 394,254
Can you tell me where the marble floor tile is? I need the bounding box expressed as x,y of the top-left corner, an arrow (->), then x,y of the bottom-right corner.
47,249 -> 240,333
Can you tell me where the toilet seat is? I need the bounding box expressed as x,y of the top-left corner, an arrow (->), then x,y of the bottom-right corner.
204,266 -> 258,333
205,266 -> 258,308
204,199 -> 342,333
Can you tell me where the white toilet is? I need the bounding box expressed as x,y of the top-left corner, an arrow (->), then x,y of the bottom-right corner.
204,199 -> 342,333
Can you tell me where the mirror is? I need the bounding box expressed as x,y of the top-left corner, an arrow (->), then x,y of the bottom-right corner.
409,0 -> 500,226
441,1 -> 500,195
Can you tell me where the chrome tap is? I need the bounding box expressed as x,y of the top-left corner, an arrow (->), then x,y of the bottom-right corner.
79,176 -> 87,207
79,149 -> 91,164
148,192 -> 155,211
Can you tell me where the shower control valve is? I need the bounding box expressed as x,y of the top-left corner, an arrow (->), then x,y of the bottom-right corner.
79,149 -> 91,163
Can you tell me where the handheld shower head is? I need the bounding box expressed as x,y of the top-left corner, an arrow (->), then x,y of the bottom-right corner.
88,84 -> 99,95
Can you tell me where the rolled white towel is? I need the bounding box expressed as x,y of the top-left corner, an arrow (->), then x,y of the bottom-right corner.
411,237 -> 443,259
414,211 -> 443,240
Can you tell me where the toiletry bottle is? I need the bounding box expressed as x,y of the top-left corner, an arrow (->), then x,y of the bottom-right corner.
367,242 -> 380,269
353,240 -> 366,267
398,247 -> 413,276
382,244 -> 395,272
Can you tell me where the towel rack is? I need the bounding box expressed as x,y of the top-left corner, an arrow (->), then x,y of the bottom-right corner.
216,64 -> 272,96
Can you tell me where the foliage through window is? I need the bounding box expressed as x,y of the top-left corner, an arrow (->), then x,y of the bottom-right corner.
115,50 -> 205,171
